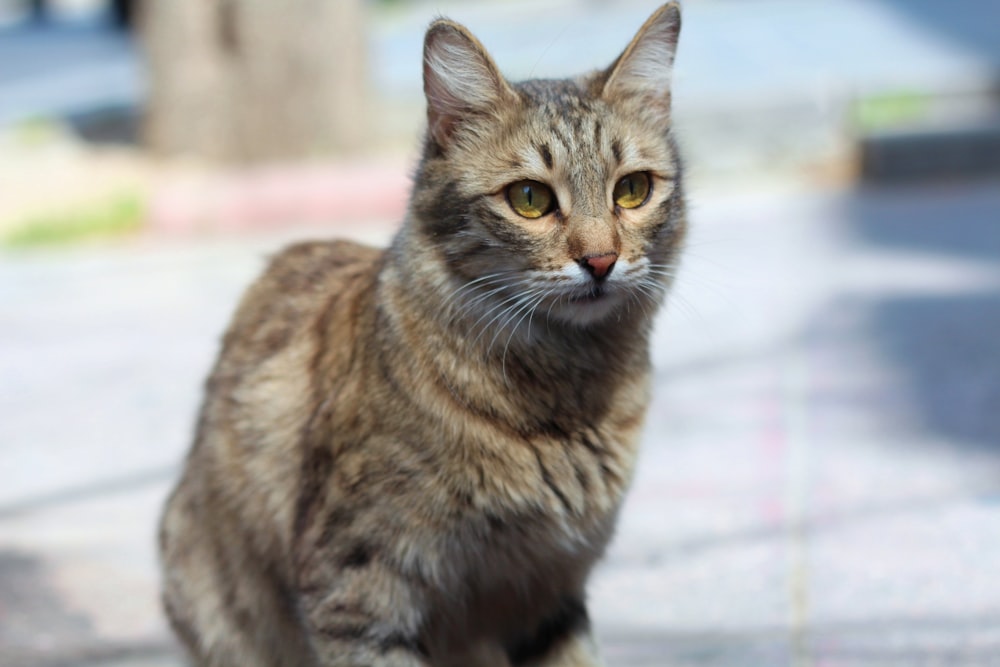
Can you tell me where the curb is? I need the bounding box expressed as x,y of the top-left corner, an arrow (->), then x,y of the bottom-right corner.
145,160 -> 412,237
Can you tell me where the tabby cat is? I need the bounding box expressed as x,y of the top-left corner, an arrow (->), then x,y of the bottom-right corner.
159,4 -> 685,666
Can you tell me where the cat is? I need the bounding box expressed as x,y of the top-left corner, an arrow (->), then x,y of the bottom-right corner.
158,3 -> 685,666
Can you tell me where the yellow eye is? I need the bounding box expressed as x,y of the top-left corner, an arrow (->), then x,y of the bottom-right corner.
613,172 -> 651,209
506,180 -> 556,219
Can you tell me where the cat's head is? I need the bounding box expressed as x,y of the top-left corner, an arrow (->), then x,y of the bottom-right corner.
406,3 -> 685,331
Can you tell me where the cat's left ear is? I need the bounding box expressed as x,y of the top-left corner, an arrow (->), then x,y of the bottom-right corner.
601,3 -> 681,114
423,19 -> 516,148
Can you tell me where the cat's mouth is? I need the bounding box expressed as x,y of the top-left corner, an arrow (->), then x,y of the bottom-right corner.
568,286 -> 607,303
540,282 -> 627,325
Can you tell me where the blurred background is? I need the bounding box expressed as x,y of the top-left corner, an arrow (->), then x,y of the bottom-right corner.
1,1 -> 999,665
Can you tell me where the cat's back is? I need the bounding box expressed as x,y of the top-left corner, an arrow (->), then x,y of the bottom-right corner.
178,239 -> 383,545
217,239 -> 382,373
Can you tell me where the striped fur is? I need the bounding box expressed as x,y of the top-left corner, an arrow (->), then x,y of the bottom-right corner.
159,4 -> 685,666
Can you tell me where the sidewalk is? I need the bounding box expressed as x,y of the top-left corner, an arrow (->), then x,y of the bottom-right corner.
3,2 -> 1000,664
3,178 -> 999,666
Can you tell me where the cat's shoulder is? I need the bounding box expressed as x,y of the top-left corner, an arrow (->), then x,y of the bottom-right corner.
246,238 -> 383,302
218,239 -> 383,364
262,239 -> 383,288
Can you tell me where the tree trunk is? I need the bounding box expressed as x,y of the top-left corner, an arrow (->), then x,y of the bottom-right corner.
140,0 -> 368,163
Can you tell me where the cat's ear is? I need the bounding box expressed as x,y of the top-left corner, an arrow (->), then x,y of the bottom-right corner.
423,19 -> 515,147
601,3 -> 681,114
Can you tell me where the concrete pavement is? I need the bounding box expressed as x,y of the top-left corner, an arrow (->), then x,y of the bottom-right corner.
3,178 -> 1000,665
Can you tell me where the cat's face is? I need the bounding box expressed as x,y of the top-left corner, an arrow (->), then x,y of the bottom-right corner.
410,4 -> 684,331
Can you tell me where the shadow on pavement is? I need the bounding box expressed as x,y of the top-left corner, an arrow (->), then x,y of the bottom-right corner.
602,629 -> 790,667
841,183 -> 1000,451
0,550 -> 92,661
844,183 -> 1000,260
605,614 -> 1000,666
0,551 -> 182,667
808,612 -> 1000,663
863,293 -> 1000,449
0,551 -> 183,667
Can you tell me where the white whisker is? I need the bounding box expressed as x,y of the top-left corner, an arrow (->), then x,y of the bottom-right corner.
469,291 -> 530,345
442,278 -> 515,332
475,287 -> 547,349
486,287 -> 546,354
501,290 -> 549,384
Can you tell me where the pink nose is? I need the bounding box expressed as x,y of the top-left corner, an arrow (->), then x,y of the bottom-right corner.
581,252 -> 618,279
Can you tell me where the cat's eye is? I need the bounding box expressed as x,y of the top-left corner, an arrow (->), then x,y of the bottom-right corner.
506,180 -> 556,219
613,172 -> 651,209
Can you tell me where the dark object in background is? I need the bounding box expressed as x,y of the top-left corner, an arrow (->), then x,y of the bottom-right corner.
862,120 -> 1000,184
68,105 -> 140,145
29,0 -> 47,22
28,0 -> 137,30
111,0 -> 136,29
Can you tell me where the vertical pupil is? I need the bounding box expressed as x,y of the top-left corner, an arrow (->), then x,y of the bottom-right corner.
524,186 -> 533,207
628,178 -> 635,197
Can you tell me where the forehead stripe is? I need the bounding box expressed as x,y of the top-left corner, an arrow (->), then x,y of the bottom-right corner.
553,125 -> 576,155
538,143 -> 553,169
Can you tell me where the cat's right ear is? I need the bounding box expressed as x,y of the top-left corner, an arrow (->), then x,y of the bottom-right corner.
423,20 -> 514,148
600,3 -> 681,117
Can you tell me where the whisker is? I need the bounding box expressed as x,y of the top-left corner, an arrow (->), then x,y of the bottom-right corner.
442,279 -> 515,332
469,292 -> 530,345
661,289 -> 705,327
629,281 -> 661,320
646,266 -> 738,308
543,288 -> 568,335
486,287 -> 546,354
501,291 -> 549,384
439,272 -> 514,318
474,287 -> 547,349
457,282 -> 514,317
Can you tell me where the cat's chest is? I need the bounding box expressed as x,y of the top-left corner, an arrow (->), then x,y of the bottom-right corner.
434,428 -> 632,580
428,497 -> 612,648
463,424 -> 637,528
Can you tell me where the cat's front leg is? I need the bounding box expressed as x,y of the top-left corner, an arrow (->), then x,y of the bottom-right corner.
506,597 -> 604,667
297,562 -> 432,667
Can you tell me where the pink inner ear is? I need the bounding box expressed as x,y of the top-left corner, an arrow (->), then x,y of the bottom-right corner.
424,78 -> 459,146
422,22 -> 514,147
423,38 -> 464,146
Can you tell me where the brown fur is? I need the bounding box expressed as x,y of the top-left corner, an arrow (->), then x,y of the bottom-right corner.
159,4 -> 686,666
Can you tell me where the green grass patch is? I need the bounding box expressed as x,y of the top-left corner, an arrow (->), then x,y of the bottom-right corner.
854,91 -> 930,132
3,192 -> 145,248
10,117 -> 62,147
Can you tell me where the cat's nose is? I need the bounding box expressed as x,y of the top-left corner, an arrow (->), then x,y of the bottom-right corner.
580,252 -> 618,280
